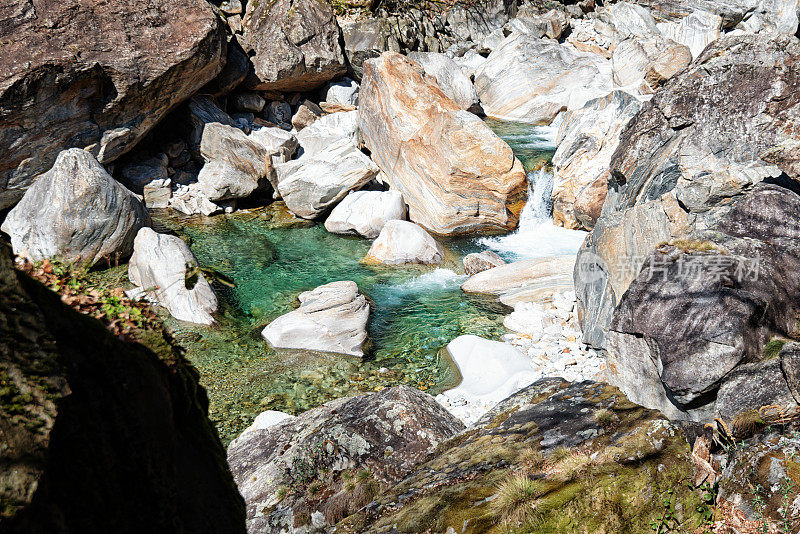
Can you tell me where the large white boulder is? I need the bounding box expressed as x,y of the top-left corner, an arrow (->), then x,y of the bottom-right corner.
436,335 -> 539,425
197,122 -> 270,201
1,148 -> 149,266
474,34 -> 614,124
295,110 -> 361,156
407,52 -> 481,112
261,281 -> 370,357
276,137 -> 379,219
324,190 -> 406,238
363,220 -> 443,265
128,227 -> 218,325
657,10 -> 723,58
324,77 -> 360,106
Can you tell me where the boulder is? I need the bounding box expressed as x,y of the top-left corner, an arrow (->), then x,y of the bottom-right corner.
715,355 -> 799,422
577,34 -> 800,351
627,0 -> 757,28
143,178 -> 172,209
452,50 -> 487,80
203,41 -> 250,97
227,386 -> 463,532
474,34 -> 614,124
128,228 -> 218,325
735,0 -> 800,35
552,91 -> 642,231
0,0 -> 225,210
169,184 -> 223,216
657,10 -> 723,58
197,122 -> 270,202
186,96 -> 238,152
339,18 -> 392,81
119,153 -> 169,194
407,52 -> 481,112
276,138 -> 379,219
324,190 -> 406,238
436,335 -> 538,425
290,100 -> 323,131
261,281 -> 369,356
0,242 -> 245,534
231,92 -> 266,113
1,149 -> 148,266
360,52 -> 527,235
266,101 -> 292,127
239,0 -> 346,91
324,78 -> 360,106
352,379 -> 703,533
363,220 -> 444,265
463,250 -> 506,276
461,256 -> 576,302
611,35 -> 692,91
248,126 -> 299,194
296,110 -> 361,156
597,1 -> 661,42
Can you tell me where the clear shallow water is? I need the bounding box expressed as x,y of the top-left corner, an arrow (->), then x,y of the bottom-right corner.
167,121 -> 583,444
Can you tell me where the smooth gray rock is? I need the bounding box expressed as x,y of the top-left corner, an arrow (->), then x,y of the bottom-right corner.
408,52 -> 480,112
474,34 -> 614,124
611,35 -> 692,92
324,190 -> 406,238
463,250 -> 506,276
227,385 -> 463,532
324,77 -> 360,106
276,137 -> 378,219
128,227 -> 218,325
716,357 -> 799,421
248,126 -> 299,195
197,122 -> 270,201
363,220 -> 443,265
339,18 -> 392,80
203,41 -> 250,97
261,280 -> 370,357
1,149 -> 148,266
168,183 -> 222,216
231,92 -> 265,113
239,0 -> 346,91
143,178 -> 172,209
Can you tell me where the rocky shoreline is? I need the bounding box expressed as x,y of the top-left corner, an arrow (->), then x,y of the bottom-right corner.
4,0 -> 800,532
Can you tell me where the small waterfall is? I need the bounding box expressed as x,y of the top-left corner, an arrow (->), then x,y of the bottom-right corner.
523,168 -> 554,223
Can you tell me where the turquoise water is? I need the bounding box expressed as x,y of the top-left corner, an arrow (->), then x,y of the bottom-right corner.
165,122 -> 560,444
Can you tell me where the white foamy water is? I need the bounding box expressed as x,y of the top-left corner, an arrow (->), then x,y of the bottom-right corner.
478,168 -> 588,260
373,269 -> 467,306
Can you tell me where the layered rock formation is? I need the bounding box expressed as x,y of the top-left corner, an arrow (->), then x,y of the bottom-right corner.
261,281 -> 370,357
0,242 -> 245,532
0,0 -> 225,209
239,0 -> 346,91
407,52 -> 481,112
576,34 -> 800,420
1,149 -> 149,266
360,52 -> 527,235
228,386 -> 463,532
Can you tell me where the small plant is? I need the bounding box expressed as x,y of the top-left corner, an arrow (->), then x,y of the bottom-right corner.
752,484 -> 770,534
779,476 -> 795,534
593,408 -> 615,427
490,473 -> 541,527
695,481 -> 717,529
649,488 -> 681,533
550,446 -> 571,463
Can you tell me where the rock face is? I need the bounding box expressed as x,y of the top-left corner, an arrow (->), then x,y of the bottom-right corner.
461,256 -> 576,303
0,242 -> 245,533
363,220 -> 443,265
552,91 -> 642,231
240,0 -> 346,91
407,52 -> 481,112
197,123 -> 270,202
261,281 -> 370,357
296,110 -> 362,157
324,190 -> 406,238
576,34 -> 800,420
463,250 -> 506,276
1,149 -> 149,266
657,9 -> 723,58
227,386 -> 463,533
0,0 -> 225,209
611,35 -> 692,91
342,379 -> 703,533
276,138 -> 379,219
360,52 -> 527,235
474,34 -> 614,124
128,228 -> 218,325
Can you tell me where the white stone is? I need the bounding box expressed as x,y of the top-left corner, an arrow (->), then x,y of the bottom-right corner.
408,52 -> 480,112
324,189 -> 406,238
228,410 -> 295,449
657,10 -> 723,58
363,220 -> 443,265
128,227 -> 218,325
324,77 -> 360,106
261,281 -> 370,357
295,110 -> 361,156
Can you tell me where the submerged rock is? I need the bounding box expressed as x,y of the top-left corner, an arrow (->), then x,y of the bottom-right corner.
462,250 -> 506,276
363,220 -> 443,265
474,34 -> 614,124
261,281 -> 370,357
552,91 -> 642,231
0,0 -> 225,209
128,228 -> 218,325
360,52 -> 527,235
324,190 -> 406,238
276,138 -> 379,219
239,0 -> 346,91
1,149 -> 149,266
227,386 -> 463,533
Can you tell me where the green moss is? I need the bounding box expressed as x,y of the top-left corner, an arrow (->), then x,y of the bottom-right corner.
762,337 -> 788,360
